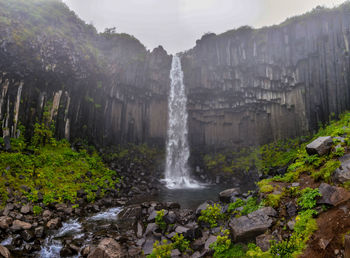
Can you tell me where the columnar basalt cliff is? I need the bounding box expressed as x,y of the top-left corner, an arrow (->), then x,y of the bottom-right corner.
182,5 -> 350,150
1,0 -> 350,152
0,0 -> 171,148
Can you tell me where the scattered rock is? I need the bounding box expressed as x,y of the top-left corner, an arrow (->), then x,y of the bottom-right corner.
256,233 -> 273,252
229,207 -> 276,241
88,238 -> 122,258
142,236 -> 157,255
0,245 -> 11,258
164,211 -> 177,224
219,188 -> 239,203
318,183 -> 350,206
136,221 -> 143,238
171,249 -> 181,256
144,223 -> 158,236
21,229 -> 34,242
286,201 -> 297,217
287,220 -> 296,230
204,235 -> 217,251
47,218 -> 61,229
20,204 -> 32,214
35,226 -> 45,238
0,216 -> 12,229
319,238 -> 332,250
306,136 -> 333,156
175,225 -> 190,234
196,201 -> 211,216
81,246 -> 91,257
334,154 -> 350,183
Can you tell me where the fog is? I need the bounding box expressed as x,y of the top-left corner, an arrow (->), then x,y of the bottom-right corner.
62,0 -> 346,53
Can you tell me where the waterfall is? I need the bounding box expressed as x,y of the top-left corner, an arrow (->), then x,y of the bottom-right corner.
164,55 -> 201,189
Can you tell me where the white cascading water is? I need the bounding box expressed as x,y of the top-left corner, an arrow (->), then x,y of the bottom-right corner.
164,55 -> 201,189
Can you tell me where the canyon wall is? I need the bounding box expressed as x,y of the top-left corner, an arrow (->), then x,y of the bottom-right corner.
182,5 -> 350,150
1,1 -> 350,151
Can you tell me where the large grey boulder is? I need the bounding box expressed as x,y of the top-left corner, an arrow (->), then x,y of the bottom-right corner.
317,183 -> 350,206
306,136 -> 333,156
334,154 -> 350,183
88,238 -> 123,258
219,188 -> 240,203
229,207 -> 277,241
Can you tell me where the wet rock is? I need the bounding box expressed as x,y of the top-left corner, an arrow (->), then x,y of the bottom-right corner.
229,207 -> 276,241
256,233 -> 273,252
219,188 -> 239,203
47,218 -> 61,229
0,245 -> 11,258
334,154 -> 350,183
306,136 -> 333,156
35,226 -> 45,238
21,229 -> 34,242
164,211 -> 177,224
165,202 -> 180,210
11,219 -> 32,231
318,183 -> 350,206
81,246 -> 91,257
144,223 -> 158,236
20,204 -> 32,214
88,238 -> 122,258
0,216 -> 12,229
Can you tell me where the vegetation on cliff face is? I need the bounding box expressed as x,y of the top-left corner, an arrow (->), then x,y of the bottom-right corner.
0,122 -> 120,208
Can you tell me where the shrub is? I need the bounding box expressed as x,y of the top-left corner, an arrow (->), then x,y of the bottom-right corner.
147,239 -> 172,258
297,188 -> 321,210
172,233 -> 190,252
155,209 -> 167,231
198,203 -> 224,228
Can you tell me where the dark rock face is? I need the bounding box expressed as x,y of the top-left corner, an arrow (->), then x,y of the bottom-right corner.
2,1 -> 350,152
182,7 -> 350,149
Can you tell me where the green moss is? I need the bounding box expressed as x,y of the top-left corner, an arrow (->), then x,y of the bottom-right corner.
0,124 -> 120,207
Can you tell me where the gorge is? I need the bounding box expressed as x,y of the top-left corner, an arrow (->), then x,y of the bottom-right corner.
2,0 -> 350,257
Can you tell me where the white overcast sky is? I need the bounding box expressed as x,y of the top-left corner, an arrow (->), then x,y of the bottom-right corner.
62,0 -> 347,53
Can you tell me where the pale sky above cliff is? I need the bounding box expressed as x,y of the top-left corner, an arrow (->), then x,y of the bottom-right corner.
62,0 -> 346,53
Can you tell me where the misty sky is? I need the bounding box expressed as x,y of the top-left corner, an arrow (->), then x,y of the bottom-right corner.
62,0 -> 346,53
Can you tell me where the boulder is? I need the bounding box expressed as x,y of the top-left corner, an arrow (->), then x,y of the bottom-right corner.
144,223 -> 158,236
334,154 -> 350,183
229,207 -> 276,241
0,216 -> 12,230
318,183 -> 350,206
88,238 -> 122,258
219,188 -> 240,203
175,225 -> 190,234
0,245 -> 11,258
11,220 -> 32,231
20,204 -> 32,214
306,136 -> 333,156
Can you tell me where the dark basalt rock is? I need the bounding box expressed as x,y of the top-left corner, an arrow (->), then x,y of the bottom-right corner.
306,136 -> 333,156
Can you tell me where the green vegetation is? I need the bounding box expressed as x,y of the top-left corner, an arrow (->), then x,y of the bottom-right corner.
0,123 -> 120,207
155,209 -> 167,231
198,203 -> 224,228
228,197 -> 261,216
147,234 -> 190,258
33,205 -> 42,215
298,188 -> 321,210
